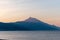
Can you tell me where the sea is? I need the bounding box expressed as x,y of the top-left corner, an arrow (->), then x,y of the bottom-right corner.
0,31 -> 60,40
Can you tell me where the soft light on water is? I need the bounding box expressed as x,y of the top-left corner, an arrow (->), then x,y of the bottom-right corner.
0,31 -> 60,40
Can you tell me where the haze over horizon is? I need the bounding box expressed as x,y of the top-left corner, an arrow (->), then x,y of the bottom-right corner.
0,0 -> 60,26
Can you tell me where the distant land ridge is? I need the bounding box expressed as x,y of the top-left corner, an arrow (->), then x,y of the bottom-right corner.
0,17 -> 60,31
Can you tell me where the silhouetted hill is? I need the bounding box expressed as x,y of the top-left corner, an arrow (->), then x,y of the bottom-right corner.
0,17 -> 60,31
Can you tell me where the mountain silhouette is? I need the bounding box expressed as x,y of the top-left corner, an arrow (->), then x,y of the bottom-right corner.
0,17 -> 60,31
25,17 -> 41,23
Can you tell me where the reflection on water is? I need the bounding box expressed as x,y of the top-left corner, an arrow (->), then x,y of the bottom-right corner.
0,31 -> 60,40
0,39 -> 7,40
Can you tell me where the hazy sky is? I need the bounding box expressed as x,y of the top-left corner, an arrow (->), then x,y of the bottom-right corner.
0,0 -> 60,26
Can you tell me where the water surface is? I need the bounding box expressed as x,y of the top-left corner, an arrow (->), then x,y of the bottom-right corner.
0,31 -> 60,40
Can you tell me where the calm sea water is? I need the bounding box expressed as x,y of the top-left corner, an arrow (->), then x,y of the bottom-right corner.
0,31 -> 60,40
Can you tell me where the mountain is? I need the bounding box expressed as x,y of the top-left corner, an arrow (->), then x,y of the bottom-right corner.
0,17 -> 60,31
15,17 -> 60,31
25,17 -> 41,23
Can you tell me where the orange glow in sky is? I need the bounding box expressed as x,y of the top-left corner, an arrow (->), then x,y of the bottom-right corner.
0,0 -> 60,26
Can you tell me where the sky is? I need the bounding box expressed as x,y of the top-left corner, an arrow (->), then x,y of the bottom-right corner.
0,0 -> 60,26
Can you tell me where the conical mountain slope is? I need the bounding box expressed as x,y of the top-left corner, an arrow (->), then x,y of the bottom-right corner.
0,17 -> 59,31
15,17 -> 60,30
25,17 -> 41,23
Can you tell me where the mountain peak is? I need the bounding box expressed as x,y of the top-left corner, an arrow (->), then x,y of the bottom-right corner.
24,17 -> 41,23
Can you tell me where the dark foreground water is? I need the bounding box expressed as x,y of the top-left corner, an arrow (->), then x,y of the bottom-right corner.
0,31 -> 60,40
